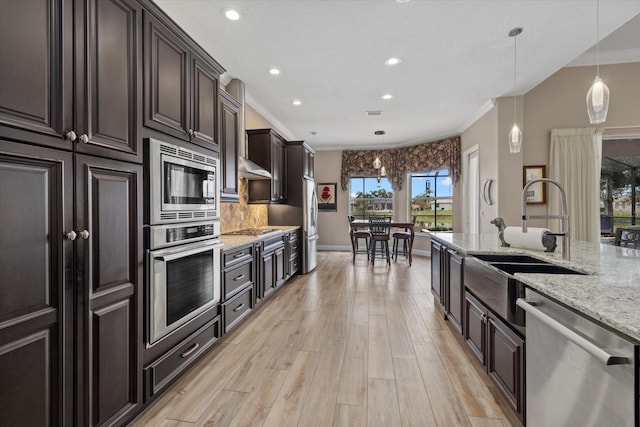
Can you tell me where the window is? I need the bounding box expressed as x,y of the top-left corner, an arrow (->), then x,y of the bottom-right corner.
349,177 -> 394,220
410,170 -> 453,231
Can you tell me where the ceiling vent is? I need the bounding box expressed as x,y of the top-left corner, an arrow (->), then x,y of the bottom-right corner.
366,110 -> 382,116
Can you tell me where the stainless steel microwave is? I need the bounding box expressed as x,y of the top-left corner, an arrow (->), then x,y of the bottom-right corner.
148,138 -> 219,224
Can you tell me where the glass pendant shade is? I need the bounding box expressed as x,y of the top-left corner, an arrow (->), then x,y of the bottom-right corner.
508,122 -> 522,153
373,156 -> 382,169
586,76 -> 610,124
380,166 -> 386,176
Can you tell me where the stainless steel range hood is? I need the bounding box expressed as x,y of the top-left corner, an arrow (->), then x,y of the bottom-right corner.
238,156 -> 271,179
226,78 -> 272,180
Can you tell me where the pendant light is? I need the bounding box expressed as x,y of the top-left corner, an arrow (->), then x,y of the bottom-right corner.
373,130 -> 385,185
508,27 -> 523,153
586,0 -> 610,124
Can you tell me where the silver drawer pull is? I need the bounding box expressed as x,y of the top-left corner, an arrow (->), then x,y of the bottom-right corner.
180,342 -> 199,358
233,303 -> 245,312
517,299 -> 629,366
233,252 -> 245,258
234,274 -> 245,281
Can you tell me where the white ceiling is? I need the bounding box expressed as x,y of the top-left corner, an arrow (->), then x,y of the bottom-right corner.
154,0 -> 640,151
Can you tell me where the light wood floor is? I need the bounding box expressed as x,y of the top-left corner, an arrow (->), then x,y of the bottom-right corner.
131,252 -> 518,427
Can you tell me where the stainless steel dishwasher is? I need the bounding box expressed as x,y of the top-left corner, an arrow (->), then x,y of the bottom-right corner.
517,289 -> 637,426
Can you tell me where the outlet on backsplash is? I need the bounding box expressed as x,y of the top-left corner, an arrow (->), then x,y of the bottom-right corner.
220,179 -> 268,233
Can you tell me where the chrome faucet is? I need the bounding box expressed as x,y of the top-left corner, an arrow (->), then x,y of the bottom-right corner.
522,178 -> 570,260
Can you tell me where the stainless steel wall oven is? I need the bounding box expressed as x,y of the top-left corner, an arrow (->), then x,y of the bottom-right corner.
146,138 -> 222,346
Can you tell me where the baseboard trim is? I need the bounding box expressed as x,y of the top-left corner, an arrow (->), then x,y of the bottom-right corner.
318,245 -> 351,252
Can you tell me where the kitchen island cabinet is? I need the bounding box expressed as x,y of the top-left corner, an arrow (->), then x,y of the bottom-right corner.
430,239 -> 464,333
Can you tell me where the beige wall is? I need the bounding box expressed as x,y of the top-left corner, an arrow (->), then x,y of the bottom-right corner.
315,150 -> 352,249
461,61 -> 640,230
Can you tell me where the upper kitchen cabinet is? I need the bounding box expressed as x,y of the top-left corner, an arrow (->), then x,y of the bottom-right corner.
247,128 -> 288,203
219,90 -> 240,202
0,0 -> 144,163
143,9 -> 224,151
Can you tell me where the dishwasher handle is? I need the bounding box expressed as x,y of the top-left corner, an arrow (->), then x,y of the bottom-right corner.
517,298 -> 630,366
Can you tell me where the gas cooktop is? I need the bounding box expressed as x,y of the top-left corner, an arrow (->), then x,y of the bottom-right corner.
223,228 -> 279,236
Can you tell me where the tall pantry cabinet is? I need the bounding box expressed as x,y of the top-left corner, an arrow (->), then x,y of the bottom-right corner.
0,0 -> 143,425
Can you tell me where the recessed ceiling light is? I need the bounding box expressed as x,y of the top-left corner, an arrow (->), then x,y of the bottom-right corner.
268,68 -> 281,75
385,57 -> 402,66
292,100 -> 302,106
381,94 -> 393,100
224,9 -> 240,21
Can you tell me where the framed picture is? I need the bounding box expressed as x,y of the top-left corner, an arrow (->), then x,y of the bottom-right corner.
523,165 -> 546,204
317,183 -> 337,211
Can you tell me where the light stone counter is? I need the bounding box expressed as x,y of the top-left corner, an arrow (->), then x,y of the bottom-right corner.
430,232 -> 640,342
220,226 -> 300,252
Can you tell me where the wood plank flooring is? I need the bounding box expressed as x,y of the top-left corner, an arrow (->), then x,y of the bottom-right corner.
131,252 -> 519,427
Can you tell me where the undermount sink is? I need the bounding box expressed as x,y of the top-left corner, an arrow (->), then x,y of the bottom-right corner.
490,262 -> 586,275
473,254 -> 547,264
472,253 -> 587,275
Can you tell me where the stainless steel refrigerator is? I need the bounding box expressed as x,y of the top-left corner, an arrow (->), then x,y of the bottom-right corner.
268,176 -> 318,273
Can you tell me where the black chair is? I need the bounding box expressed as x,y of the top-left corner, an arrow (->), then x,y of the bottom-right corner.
348,216 -> 371,263
392,215 -> 416,263
368,216 -> 392,265
614,227 -> 640,247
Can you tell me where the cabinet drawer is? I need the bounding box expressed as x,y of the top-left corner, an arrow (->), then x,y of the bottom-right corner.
263,234 -> 285,252
223,260 -> 253,300
223,244 -> 253,268
289,256 -> 300,276
224,286 -> 253,333
145,316 -> 221,399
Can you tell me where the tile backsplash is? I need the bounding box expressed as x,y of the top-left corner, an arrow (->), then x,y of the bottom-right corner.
220,179 -> 268,232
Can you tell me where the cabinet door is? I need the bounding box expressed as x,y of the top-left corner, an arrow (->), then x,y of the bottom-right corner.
261,251 -> 275,298
487,315 -> 525,422
0,0 -> 73,149
274,247 -> 286,288
303,148 -> 314,179
447,249 -> 464,333
464,292 -> 486,365
270,138 -> 282,202
75,155 -> 142,426
430,241 -> 442,303
220,92 -> 239,201
76,0 -> 142,162
144,12 -> 190,140
191,56 -> 218,148
0,141 -> 73,426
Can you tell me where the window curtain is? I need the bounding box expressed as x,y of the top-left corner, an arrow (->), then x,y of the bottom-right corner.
549,128 -> 602,243
340,136 -> 461,191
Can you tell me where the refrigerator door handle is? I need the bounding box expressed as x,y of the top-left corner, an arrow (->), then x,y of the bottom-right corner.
307,234 -> 320,241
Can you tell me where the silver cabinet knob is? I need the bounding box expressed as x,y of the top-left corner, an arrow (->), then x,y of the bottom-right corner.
78,134 -> 89,144
193,130 -> 198,138
187,129 -> 194,136
78,230 -> 90,239
65,231 -> 77,241
64,131 -> 77,141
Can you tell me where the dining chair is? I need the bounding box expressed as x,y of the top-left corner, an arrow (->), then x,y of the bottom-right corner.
368,216 -> 392,265
348,215 -> 371,263
614,227 -> 640,247
392,215 -> 416,263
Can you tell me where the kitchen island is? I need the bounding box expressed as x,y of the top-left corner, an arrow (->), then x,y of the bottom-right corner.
430,232 -> 640,342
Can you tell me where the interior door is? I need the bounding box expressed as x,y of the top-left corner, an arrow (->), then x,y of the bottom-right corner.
464,146 -> 480,234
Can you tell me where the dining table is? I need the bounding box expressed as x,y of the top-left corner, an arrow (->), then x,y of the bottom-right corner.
350,219 -> 416,265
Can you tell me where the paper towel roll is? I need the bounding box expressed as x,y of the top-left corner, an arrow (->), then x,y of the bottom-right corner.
503,226 -> 551,251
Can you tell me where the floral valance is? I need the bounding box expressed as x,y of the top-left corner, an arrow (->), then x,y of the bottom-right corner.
340,136 -> 461,191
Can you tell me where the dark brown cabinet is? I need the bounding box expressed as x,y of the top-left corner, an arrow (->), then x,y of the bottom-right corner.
257,234 -> 286,303
464,291 -> 525,423
219,91 -> 240,202
221,244 -> 255,333
0,0 -> 143,163
0,141 -> 73,427
144,10 -> 222,150
247,129 -> 288,203
430,240 -> 444,305
0,140 -> 143,426
285,229 -> 300,280
447,248 -> 464,333
75,155 -> 143,426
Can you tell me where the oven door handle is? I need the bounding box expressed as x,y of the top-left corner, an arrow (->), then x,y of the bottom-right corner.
155,242 -> 223,262
516,298 -> 629,366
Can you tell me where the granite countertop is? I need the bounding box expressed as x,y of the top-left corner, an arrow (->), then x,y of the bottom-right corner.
220,226 -> 300,252
430,232 -> 640,342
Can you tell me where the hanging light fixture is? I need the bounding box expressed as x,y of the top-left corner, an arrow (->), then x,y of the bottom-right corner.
586,0 -> 610,124
373,130 -> 385,185
508,27 -> 523,153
